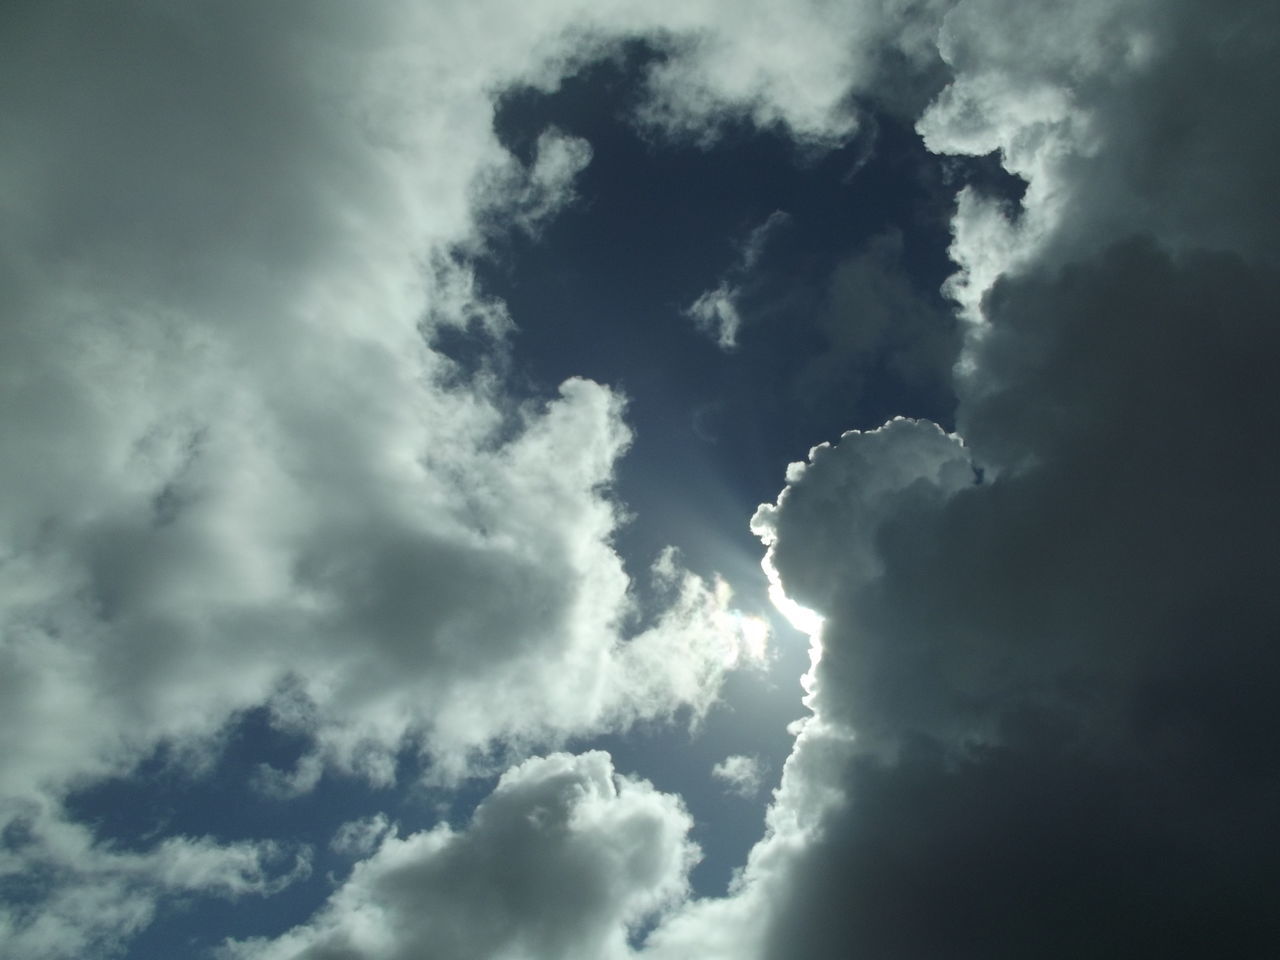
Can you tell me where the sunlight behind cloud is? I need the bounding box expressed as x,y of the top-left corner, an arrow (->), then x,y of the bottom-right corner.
761,562 -> 825,640
732,612 -> 771,664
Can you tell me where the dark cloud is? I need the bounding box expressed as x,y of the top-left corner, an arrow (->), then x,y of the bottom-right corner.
764,731 -> 1279,960
742,239 -> 1280,958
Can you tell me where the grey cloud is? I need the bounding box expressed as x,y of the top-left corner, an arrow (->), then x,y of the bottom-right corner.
735,240 -> 1280,958
922,0 -> 1280,315
228,752 -> 697,960
761,728 -> 1279,960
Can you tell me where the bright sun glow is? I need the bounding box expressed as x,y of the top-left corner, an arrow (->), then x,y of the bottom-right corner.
734,613 -> 771,663
768,583 -> 825,638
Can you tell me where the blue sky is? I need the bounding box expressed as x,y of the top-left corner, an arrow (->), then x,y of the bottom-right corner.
3,1 -> 1279,958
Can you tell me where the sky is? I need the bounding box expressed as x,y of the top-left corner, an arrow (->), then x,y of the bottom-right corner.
1,1 -> 1278,958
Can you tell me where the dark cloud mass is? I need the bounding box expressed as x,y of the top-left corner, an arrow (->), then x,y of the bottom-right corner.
749,240 -> 1280,960
3,0 -> 1278,957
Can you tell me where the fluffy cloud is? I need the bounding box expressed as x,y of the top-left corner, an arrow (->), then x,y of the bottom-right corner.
921,0 -> 1280,314
4,0 -> 874,950
226,752 -> 697,960
0,0 -> 945,812
9,0 -> 1276,956
0,0 -> 817,805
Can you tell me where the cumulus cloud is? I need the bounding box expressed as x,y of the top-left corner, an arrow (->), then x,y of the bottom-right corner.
0,0 -> 933,807
226,752 -> 697,960
921,0 -> 1280,316
0,0 -> 810,802
637,0 -> 950,143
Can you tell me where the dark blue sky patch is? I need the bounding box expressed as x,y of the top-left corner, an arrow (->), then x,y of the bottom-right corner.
481,55 -> 976,587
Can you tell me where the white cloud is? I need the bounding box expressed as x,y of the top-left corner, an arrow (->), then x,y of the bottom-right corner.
686,282 -> 744,350
0,0 -> 815,806
711,755 -> 765,798
0,0 -> 937,811
226,752 -> 697,960
478,128 -> 595,238
636,0 -> 950,143
920,0 -> 1280,320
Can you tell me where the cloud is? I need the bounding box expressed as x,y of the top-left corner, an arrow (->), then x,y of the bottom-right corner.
330,816 -> 393,859
226,752 -> 697,960
636,0 -> 951,143
712,242 -> 1280,957
0,812 -> 309,960
920,0 -> 1280,316
0,0 -> 804,803
477,128 -> 595,238
685,211 -> 790,349
0,0 -> 943,809
710,755 -> 765,798
8,0 -> 1277,957
648,1 -> 1280,957
2,0 -> 849,949
686,282 -> 745,351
